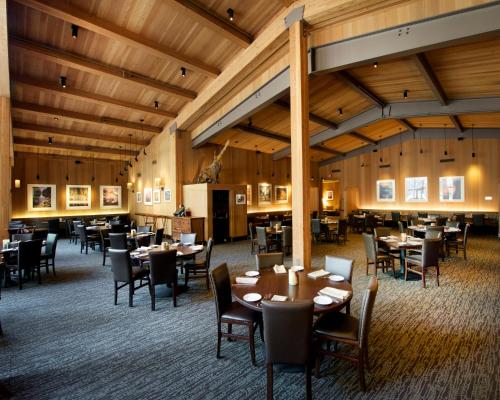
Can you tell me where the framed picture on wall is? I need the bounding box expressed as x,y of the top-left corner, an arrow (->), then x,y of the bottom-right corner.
27,184 -> 56,211
258,183 -> 272,205
144,188 -> 153,205
326,190 -> 334,200
439,176 -> 465,202
153,189 -> 161,203
136,192 -> 142,203
246,184 -> 252,205
164,189 -> 172,202
100,185 -> 121,208
275,185 -> 288,203
376,180 -> 395,202
66,185 -> 91,209
236,193 -> 246,205
405,177 -> 428,202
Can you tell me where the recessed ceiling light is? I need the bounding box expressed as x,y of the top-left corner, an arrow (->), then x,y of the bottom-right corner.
373,61 -> 378,68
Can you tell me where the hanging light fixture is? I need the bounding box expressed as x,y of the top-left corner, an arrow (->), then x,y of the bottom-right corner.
119,146 -> 124,176
399,129 -> 403,156
71,24 -> 79,39
128,134 -> 133,167
419,124 -> 423,154
443,124 -> 448,156
48,137 -> 53,145
91,156 -> 95,182
60,76 -> 67,88
154,100 -> 159,110
373,61 -> 378,68
403,89 -> 408,99
140,119 -> 147,156
471,124 -> 476,158
65,153 -> 69,181
134,132 -> 139,162
337,108 -> 343,116
227,8 -> 234,21
36,149 -> 40,181
180,67 -> 186,77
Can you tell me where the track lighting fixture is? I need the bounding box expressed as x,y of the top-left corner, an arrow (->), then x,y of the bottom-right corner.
48,137 -> 53,145
403,89 -> 408,99
180,67 -> 186,77
154,100 -> 159,110
373,61 -> 378,68
227,8 -> 234,21
71,24 -> 79,39
337,108 -> 343,116
60,76 -> 67,88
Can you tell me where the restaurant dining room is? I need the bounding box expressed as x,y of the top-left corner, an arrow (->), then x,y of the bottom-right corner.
1,0 -> 500,399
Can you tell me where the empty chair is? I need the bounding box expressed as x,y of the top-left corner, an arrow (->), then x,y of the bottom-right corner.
184,238 -> 214,289
148,249 -> 178,310
364,214 -> 376,234
256,226 -> 280,253
311,218 -> 323,241
180,232 -> 197,245
137,225 -> 152,233
330,219 -> 347,245
446,223 -> 470,260
108,249 -> 150,307
435,217 -> 448,226
325,255 -> 354,314
12,233 -> 33,242
262,300 -> 314,400
40,233 -> 58,275
281,225 -> 292,255
100,229 -> 111,266
135,234 -> 151,248
269,220 -> 282,229
314,277 -> 379,391
154,228 -> 164,246
398,220 -> 406,234
362,233 -> 396,278
47,219 -> 59,234
255,252 -> 284,271
248,223 -> 258,254
391,212 -> 400,228
109,233 -> 128,249
209,263 -> 260,366
70,220 -> 81,244
374,227 -> 391,237
405,239 -> 441,288
446,220 -> 460,228
6,239 -> 43,289
425,226 -> 444,239
110,223 -> 126,233
76,225 -> 100,254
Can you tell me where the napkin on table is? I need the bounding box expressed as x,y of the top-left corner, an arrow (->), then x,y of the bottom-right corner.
273,264 -> 286,274
319,286 -> 351,300
307,269 -> 330,279
235,277 -> 259,285
271,295 -> 287,302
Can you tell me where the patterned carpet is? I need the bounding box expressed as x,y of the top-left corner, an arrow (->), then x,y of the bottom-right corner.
0,232 -> 499,400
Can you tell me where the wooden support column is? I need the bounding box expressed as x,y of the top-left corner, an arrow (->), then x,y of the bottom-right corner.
288,12 -> 311,269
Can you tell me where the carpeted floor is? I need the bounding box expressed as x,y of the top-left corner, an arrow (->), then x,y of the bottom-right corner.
0,232 -> 499,400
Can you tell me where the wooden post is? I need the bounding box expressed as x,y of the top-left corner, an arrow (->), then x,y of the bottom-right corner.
289,17 -> 311,269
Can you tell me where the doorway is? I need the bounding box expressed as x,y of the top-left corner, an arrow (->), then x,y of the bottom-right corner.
212,190 -> 230,244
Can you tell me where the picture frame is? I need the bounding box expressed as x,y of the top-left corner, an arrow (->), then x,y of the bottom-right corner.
258,183 -> 272,205
27,184 -> 56,211
326,190 -> 334,201
376,179 -> 395,202
100,185 -> 122,208
153,189 -> 161,203
143,188 -> 153,205
164,189 -> 172,202
66,185 -> 91,209
405,177 -> 428,202
246,184 -> 252,205
274,185 -> 288,203
439,176 -> 465,202
136,192 -> 142,203
235,193 -> 246,205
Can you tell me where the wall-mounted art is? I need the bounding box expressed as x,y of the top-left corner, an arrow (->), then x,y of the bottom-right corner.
100,185 -> 122,209
246,184 -> 252,205
66,185 -> 91,209
136,192 -> 142,203
258,183 -> 272,205
153,189 -> 161,203
236,193 -> 246,205
164,189 -> 172,202
376,179 -> 395,202
27,184 -> 56,211
405,177 -> 428,202
144,188 -> 153,205
275,185 -> 288,203
439,176 -> 465,202
326,190 -> 334,201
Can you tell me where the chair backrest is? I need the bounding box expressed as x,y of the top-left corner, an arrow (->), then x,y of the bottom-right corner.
324,256 -> 354,283
248,222 -> 255,240
398,220 -> 405,233
110,223 -> 126,233
262,300 -> 314,365
155,228 -> 164,245
45,233 -> 58,257
18,239 -> 43,270
205,238 -> 214,268
337,219 -> 347,235
256,252 -> 284,271
391,212 -> 400,222
255,226 -> 268,247
454,213 -> 465,224
436,217 -> 448,226
410,218 -> 421,227
463,223 -> 470,246
362,233 -> 377,261
425,226 -> 444,239
136,235 -> 151,248
311,219 -> 321,234
282,226 -> 292,246
12,233 -> 33,241
446,220 -> 459,228
418,212 -> 428,218
109,233 -> 128,249
374,227 -> 391,237
108,249 -> 132,283
180,232 -> 196,245
270,220 -> 282,229
358,276 -> 379,348
472,213 -> 484,225
365,214 -> 376,230
137,225 -> 152,233
149,249 -> 177,285
421,238 -> 441,267
48,219 -> 59,234
208,263 -> 233,321
76,224 -> 87,241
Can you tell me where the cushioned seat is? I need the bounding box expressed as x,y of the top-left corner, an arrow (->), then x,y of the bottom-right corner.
314,312 -> 358,341
132,267 -> 150,279
222,302 -> 258,323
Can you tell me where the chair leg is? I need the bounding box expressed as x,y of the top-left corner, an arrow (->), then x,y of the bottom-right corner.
404,260 -> 408,281
205,267 -> 209,290
358,349 -> 366,391
266,364 -> 273,400
248,324 -> 256,366
52,258 -> 56,276
315,351 -> 322,378
184,268 -> 189,287
227,323 -> 233,341
391,259 -> 397,279
150,284 -> 156,311
216,322 -> 222,359
172,283 -> 177,307
422,268 -> 426,288
102,248 -> 106,266
436,266 -> 440,287
128,283 -> 134,307
306,364 -> 312,400
114,281 -> 118,305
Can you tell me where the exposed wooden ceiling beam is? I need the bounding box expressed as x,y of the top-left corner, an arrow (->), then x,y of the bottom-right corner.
13,121 -> 149,146
9,35 -> 197,101
171,0 -> 253,47
449,115 -> 464,133
14,150 -> 124,162
334,71 -> 384,108
397,118 -> 416,133
12,101 -> 162,133
234,124 -> 291,143
311,144 -> 344,156
13,137 -> 137,156
412,53 -> 448,106
346,131 -> 377,145
13,0 -> 220,78
274,99 -> 337,129
12,75 -> 177,119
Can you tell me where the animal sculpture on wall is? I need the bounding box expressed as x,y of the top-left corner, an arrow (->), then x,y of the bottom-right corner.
196,140 -> 230,184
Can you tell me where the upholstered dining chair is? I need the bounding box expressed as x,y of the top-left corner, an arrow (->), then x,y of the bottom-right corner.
325,255 -> 354,314
184,238 -> 214,289
208,263 -> 260,366
425,226 -> 445,260
262,300 -> 314,400
446,223 -> 470,260
256,226 -> 280,253
248,223 -> 258,254
255,252 -> 284,272
180,233 -> 197,245
6,239 -> 43,289
281,225 -> 292,255
314,276 -> 379,392
148,249 -> 178,310
332,219 -> 348,244
405,238 -> 441,288
374,227 -> 391,238
109,233 -> 128,250
154,228 -> 164,246
40,233 -> 58,275
362,233 -> 396,278
76,225 -> 99,254
12,233 -> 33,242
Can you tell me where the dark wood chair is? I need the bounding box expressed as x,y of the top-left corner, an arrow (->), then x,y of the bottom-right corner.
255,252 -> 284,272
76,225 -> 99,254
314,276 -> 378,392
262,300 -> 314,400
154,228 -> 164,246
149,249 -> 178,310
281,225 -> 292,255
256,226 -> 280,253
100,229 -> 111,266
108,249 -> 150,307
208,263 -> 260,366
362,233 -> 396,278
405,238 -> 441,288
446,223 -> 470,260
364,214 -> 376,234
40,233 -> 58,275
6,239 -> 43,289
184,238 -> 213,289
248,222 -> 258,254
332,219 -> 348,244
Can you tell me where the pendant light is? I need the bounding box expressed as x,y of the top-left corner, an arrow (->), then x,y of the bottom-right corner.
134,132 -> 139,162
36,149 -> 40,180
443,124 -> 448,156
119,146 -> 124,177
91,156 -> 95,183
128,134 -> 133,168
65,152 -> 69,181
399,128 -> 403,156
141,119 -> 147,156
471,124 -> 476,158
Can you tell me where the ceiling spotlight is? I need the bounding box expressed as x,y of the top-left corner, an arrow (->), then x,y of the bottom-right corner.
180,67 -> 186,77
48,137 -> 53,145
373,61 -> 378,68
36,173 -> 40,181
60,76 -> 67,88
135,154 -> 139,162
71,24 -> 79,39
227,8 -> 234,21
53,117 -> 59,121
154,100 -> 159,110
91,176 -> 95,182
337,108 -> 343,116
403,89 -> 408,99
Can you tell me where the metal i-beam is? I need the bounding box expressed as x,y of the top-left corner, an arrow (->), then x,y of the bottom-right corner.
346,131 -> 377,145
449,115 -> 464,132
398,119 -> 416,133
234,124 -> 290,143
412,53 -> 448,105
334,71 -> 384,108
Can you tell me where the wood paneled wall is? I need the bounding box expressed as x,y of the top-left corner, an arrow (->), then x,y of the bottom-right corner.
319,138 -> 500,212
12,152 -> 128,218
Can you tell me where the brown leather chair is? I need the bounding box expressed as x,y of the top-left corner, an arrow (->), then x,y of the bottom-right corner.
208,263 -> 260,366
149,249 -> 178,310
446,223 -> 470,260
405,238 -> 441,288
184,238 -> 214,289
109,249 -> 150,307
255,252 -> 284,272
362,233 -> 396,278
314,276 -> 379,391
262,300 -> 314,400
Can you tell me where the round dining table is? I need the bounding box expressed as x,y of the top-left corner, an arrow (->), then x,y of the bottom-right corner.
232,269 -> 352,314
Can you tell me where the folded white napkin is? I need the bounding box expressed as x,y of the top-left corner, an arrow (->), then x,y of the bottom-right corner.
271,295 -> 287,302
176,251 -> 183,256
319,287 -> 351,300
138,246 -> 149,252
169,242 -> 179,247
190,245 -> 204,251
273,264 -> 287,274
407,240 -> 422,245
307,269 -> 330,279
235,277 -> 259,285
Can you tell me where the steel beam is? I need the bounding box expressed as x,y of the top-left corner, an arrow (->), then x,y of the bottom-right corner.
274,99 -> 337,129
397,119 -> 416,133
234,124 -> 290,143
334,71 -> 384,108
449,115 -> 464,132
346,131 -> 378,145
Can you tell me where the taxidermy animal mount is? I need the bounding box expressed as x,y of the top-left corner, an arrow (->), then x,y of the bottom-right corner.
196,140 -> 230,184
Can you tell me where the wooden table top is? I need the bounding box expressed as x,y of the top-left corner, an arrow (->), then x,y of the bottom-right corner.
377,236 -> 423,250
131,244 -> 204,260
232,269 -> 352,314
408,225 -> 460,233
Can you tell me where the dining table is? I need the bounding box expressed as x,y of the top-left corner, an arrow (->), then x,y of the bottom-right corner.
407,225 -> 460,234
232,269 -> 352,314
377,235 -> 423,277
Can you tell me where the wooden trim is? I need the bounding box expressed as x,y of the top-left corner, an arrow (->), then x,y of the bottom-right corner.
13,0 -> 220,78
334,70 -> 384,108
412,53 -> 448,106
9,35 -> 197,101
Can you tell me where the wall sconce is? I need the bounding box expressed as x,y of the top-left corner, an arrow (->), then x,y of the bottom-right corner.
127,182 -> 134,192
14,179 -> 21,188
154,177 -> 165,190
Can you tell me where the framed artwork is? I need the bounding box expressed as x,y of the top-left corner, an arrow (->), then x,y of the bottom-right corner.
66,185 -> 91,209
144,188 -> 153,205
376,179 -> 395,202
439,176 -> 465,202
164,189 -> 172,202
136,192 -> 142,203
246,184 -> 252,205
258,183 -> 272,205
100,185 -> 121,208
326,190 -> 334,200
153,189 -> 161,203
405,177 -> 428,202
27,184 -> 56,211
275,185 -> 288,203
236,193 -> 246,205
